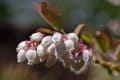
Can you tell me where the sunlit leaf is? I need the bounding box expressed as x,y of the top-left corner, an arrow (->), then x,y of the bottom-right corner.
36,28 -> 54,35
95,31 -> 110,53
34,2 -> 64,32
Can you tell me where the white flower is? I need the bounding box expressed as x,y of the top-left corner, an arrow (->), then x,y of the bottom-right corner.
30,32 -> 43,41
47,43 -> 57,57
37,44 -> 46,62
41,36 -> 52,47
82,49 -> 92,62
67,33 -> 79,50
16,41 -> 26,52
17,49 -> 26,63
37,44 -> 45,57
52,32 -> 62,43
64,40 -> 75,52
26,49 -> 36,65
67,33 -> 79,42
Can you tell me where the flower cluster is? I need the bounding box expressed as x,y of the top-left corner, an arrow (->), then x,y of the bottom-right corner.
16,32 -> 92,74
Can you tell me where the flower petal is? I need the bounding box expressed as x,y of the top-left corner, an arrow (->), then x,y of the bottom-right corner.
30,32 -> 43,41
64,40 -> 75,52
17,49 -> 26,63
26,49 -> 36,65
52,32 -> 62,43
41,36 -> 52,47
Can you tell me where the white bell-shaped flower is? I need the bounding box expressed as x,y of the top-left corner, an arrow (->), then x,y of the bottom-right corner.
30,32 -> 43,41
26,49 -> 36,65
82,49 -> 92,62
37,44 -> 46,62
67,33 -> 79,42
47,43 -> 57,56
37,44 -> 45,57
64,40 -> 75,52
52,32 -> 62,43
41,36 -> 52,47
17,49 -> 26,63
16,41 -> 26,52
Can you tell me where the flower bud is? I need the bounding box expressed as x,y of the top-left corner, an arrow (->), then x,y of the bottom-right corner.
82,50 -> 92,62
52,32 -> 62,43
67,33 -> 79,42
47,43 -> 56,55
41,36 -> 52,47
64,40 -> 75,52
30,32 -> 43,41
17,49 -> 26,63
16,41 -> 26,52
26,49 -> 36,65
37,44 -> 45,57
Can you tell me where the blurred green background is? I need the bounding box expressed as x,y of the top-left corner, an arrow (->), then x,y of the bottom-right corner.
0,0 -> 120,80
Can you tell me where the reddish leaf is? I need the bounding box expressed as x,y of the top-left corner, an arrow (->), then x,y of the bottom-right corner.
34,2 -> 64,32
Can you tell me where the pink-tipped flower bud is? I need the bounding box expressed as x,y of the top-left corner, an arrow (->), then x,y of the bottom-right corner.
30,32 -> 43,41
41,36 -> 52,47
52,32 -> 62,43
17,49 -> 26,63
26,49 -> 36,65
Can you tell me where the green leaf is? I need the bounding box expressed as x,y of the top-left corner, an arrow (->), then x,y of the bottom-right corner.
81,31 -> 94,45
95,31 -> 110,53
34,2 -> 64,32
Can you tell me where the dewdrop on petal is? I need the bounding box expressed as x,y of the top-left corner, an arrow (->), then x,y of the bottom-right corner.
26,49 -> 36,65
30,32 -> 43,41
64,40 -> 75,52
16,41 -> 26,52
41,36 -> 52,47
17,49 -> 26,63
52,32 -> 62,43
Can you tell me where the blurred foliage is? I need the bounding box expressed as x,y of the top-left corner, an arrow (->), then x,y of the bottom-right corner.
0,1 -> 11,21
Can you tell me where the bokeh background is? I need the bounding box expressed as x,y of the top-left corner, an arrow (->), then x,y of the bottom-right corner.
0,0 -> 120,80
